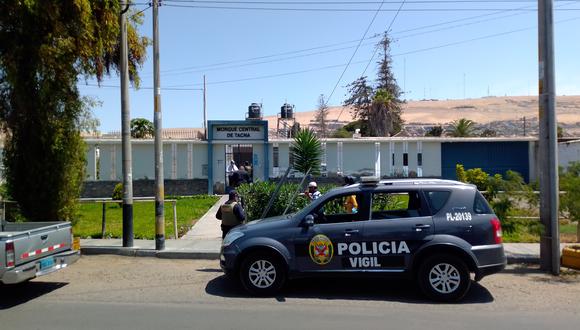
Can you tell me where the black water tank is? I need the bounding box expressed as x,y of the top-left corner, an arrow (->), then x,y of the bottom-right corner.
280,103 -> 293,119
248,103 -> 262,119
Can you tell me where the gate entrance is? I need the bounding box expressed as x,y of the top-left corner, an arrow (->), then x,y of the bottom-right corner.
226,144 -> 253,189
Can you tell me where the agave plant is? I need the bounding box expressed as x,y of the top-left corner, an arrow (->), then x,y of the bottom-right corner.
291,128 -> 322,176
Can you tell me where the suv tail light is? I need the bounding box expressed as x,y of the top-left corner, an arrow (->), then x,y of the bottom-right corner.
6,241 -> 15,267
490,218 -> 503,244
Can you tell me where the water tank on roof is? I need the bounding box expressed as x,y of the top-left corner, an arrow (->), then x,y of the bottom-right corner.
280,103 -> 294,119
247,103 -> 262,120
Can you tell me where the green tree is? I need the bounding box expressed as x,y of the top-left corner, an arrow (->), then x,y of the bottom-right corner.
0,1 -> 149,221
449,118 -> 476,137
425,125 -> 443,137
465,168 -> 489,191
344,76 -> 373,129
291,128 -> 322,176
131,118 -> 154,138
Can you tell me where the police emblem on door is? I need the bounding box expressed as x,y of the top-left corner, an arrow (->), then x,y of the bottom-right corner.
309,234 -> 334,265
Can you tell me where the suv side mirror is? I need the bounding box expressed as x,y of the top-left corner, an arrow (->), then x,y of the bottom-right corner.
303,214 -> 315,227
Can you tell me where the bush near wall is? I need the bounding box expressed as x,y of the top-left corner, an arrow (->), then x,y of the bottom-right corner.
237,181 -> 338,221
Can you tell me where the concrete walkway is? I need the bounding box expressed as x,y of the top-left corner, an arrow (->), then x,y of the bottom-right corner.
180,195 -> 227,241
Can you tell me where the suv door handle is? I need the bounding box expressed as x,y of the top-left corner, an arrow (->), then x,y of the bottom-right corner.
344,229 -> 359,237
40,234 -> 48,240
414,224 -> 431,232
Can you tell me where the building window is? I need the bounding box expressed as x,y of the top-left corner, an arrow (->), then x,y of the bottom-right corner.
392,153 -> 395,166
418,153 -> 423,166
289,146 -> 295,167
403,153 -> 408,166
273,146 -> 279,167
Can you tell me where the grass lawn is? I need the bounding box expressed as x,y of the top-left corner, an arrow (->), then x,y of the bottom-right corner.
503,220 -> 578,243
74,195 -> 219,239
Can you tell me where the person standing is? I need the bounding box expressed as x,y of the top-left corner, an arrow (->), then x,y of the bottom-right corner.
343,176 -> 358,214
216,190 -> 246,238
304,181 -> 322,201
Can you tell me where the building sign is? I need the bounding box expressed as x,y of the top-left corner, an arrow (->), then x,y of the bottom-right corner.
212,125 -> 265,140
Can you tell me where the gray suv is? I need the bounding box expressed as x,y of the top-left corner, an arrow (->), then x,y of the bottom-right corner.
220,178 -> 506,302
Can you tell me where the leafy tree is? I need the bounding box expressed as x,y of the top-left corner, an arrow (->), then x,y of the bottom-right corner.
425,125 -> 443,137
557,125 -> 565,138
131,118 -> 154,138
314,94 -> 329,138
465,168 -> 489,191
449,118 -> 476,137
331,128 -> 352,138
344,34 -> 403,137
291,128 -> 322,176
344,76 -> 373,127
0,1 -> 149,221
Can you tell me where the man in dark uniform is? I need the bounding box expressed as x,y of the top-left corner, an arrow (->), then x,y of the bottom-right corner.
216,190 -> 246,238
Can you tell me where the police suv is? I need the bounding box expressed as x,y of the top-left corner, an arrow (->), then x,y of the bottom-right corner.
220,178 -> 506,302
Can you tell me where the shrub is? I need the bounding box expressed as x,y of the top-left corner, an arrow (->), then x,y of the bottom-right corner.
456,164 -> 467,182
465,168 -> 489,191
237,181 -> 337,221
112,183 -> 123,207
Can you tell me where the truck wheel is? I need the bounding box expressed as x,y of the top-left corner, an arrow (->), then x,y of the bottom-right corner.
239,252 -> 286,296
417,254 -> 471,302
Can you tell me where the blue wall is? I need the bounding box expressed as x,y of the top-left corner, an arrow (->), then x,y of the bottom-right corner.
441,142 -> 530,182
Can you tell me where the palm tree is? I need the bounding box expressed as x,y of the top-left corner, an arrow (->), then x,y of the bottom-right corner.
449,118 -> 476,137
369,89 -> 403,137
130,118 -> 154,138
291,128 -> 322,175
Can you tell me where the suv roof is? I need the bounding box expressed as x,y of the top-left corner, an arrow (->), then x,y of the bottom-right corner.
354,178 -> 472,188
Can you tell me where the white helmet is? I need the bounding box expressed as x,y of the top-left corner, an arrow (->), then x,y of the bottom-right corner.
308,181 -> 317,188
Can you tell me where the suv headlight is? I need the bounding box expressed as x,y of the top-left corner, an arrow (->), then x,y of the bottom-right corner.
223,231 -> 244,247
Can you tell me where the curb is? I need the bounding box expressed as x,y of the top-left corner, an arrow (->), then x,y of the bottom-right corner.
81,247 -> 220,260
506,255 -> 539,264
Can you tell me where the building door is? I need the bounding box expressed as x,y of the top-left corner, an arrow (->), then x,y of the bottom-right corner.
225,144 -> 253,189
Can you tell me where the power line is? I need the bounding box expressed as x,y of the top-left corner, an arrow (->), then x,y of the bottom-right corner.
164,0 -> 579,4
81,83 -> 203,91
324,1 -> 387,105
122,1 -> 576,78
89,16 -> 580,90
162,3 -> 580,11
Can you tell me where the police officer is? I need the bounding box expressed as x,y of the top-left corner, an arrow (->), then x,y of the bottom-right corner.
216,190 -> 246,238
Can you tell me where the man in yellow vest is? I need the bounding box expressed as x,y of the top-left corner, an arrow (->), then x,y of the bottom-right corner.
216,190 -> 246,238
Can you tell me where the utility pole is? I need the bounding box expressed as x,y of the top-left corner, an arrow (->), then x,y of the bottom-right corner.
538,0 -> 559,275
120,1 -> 133,247
522,116 -> 527,136
203,75 -> 207,140
153,0 -> 165,250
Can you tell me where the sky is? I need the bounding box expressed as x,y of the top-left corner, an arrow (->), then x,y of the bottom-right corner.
77,0 -> 580,133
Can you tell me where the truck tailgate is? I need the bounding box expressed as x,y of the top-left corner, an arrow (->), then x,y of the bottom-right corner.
10,223 -> 72,267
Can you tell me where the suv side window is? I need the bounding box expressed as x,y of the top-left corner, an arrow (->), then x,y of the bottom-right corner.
424,190 -> 451,214
473,191 -> 492,214
312,193 -> 363,224
371,191 -> 422,220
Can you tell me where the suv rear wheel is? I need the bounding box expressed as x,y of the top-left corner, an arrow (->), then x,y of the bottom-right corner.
239,252 -> 286,296
417,254 -> 471,302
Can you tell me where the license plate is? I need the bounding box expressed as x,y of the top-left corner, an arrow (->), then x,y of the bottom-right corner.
39,257 -> 55,270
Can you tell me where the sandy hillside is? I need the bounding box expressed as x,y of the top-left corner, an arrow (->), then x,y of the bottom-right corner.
264,96 -> 580,128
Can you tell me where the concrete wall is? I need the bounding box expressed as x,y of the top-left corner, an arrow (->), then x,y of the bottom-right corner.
82,179 -> 208,198
559,140 -> 580,169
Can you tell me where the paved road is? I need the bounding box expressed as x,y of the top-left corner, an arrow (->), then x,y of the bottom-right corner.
1,256 -> 579,330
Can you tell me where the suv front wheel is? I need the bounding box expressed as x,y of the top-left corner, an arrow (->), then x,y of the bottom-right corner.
240,252 -> 286,296
417,254 -> 471,302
